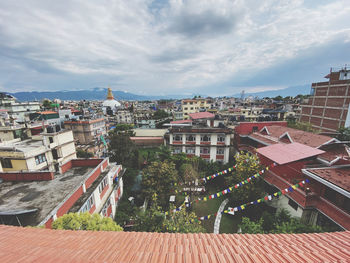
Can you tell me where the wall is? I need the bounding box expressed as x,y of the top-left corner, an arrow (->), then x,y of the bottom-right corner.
0,171 -> 54,181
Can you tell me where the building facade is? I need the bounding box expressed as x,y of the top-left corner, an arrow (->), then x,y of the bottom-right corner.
168,127 -> 231,164
0,128 -> 76,173
300,67 -> 350,132
181,99 -> 211,119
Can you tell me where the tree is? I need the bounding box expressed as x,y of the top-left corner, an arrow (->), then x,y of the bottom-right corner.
134,194 -> 165,232
142,161 -> 178,208
153,110 -> 169,120
287,121 -> 319,133
163,205 -> 205,233
52,212 -> 123,231
158,145 -> 172,162
273,218 -> 323,234
226,152 -> 264,204
112,124 -> 135,136
76,149 -> 93,158
42,99 -> 51,109
239,217 -> 264,234
109,133 -> 139,168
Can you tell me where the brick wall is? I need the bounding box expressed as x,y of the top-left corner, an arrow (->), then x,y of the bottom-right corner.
0,171 -> 54,181
56,186 -> 84,217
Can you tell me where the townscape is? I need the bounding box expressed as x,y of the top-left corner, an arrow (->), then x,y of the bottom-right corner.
1,1 -> 350,261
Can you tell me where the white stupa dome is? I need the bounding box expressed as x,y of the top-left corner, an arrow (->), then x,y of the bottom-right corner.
102,88 -> 121,110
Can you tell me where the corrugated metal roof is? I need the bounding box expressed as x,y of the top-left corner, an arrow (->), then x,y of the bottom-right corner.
257,143 -> 325,165
0,225 -> 349,262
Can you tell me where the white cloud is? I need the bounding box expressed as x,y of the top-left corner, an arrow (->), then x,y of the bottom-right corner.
0,0 -> 349,95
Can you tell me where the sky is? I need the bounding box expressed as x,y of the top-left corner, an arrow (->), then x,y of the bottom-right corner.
0,0 -> 350,96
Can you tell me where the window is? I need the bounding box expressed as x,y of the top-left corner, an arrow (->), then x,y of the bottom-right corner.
80,195 -> 94,213
217,135 -> 225,142
99,176 -> 108,194
190,107 -> 194,110
185,147 -> 195,154
101,197 -> 111,216
35,154 -> 46,165
1,159 -> 12,168
186,135 -> 195,141
200,135 -> 211,142
252,126 -> 258,132
288,198 -> 298,211
174,134 -> 182,141
173,147 -> 182,154
49,137 -> 54,143
184,107 -> 188,110
200,147 -> 209,154
217,148 -> 224,155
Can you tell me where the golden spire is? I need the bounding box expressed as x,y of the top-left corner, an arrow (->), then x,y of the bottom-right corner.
107,87 -> 114,100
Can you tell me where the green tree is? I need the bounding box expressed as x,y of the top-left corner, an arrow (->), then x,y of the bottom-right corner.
109,133 -> 139,168
142,161 -> 178,208
112,124 -> 135,136
153,110 -> 169,120
239,217 -> 264,234
163,205 -> 205,233
42,99 -> 51,109
76,149 -> 93,158
134,194 -> 164,232
273,218 -> 323,234
52,212 -> 123,231
287,121 -> 319,133
226,152 -> 264,204
158,145 -> 172,162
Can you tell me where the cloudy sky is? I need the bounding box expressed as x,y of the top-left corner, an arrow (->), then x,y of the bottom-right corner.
0,0 -> 349,96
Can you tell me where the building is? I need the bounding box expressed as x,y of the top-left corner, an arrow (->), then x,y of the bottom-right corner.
300,67 -> 350,133
167,113 -> 232,164
0,92 -> 40,122
0,158 -> 123,228
0,128 -> 76,173
102,88 -> 121,114
235,123 -> 350,230
0,225 -> 349,262
181,98 -> 211,119
64,117 -> 106,145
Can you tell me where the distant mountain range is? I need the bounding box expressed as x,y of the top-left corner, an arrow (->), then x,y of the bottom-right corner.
232,84 -> 311,98
3,84 -> 311,101
6,88 -> 188,101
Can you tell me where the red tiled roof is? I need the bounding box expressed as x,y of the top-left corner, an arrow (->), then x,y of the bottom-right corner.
318,144 -> 350,163
189,112 -> 215,120
0,225 -> 349,262
257,143 -> 325,165
259,126 -> 334,148
305,166 -> 350,192
170,119 -> 193,124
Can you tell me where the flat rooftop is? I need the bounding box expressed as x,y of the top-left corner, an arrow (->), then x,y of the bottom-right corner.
0,166 -> 94,225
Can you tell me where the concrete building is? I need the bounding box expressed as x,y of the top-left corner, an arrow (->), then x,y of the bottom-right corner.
181,98 -> 211,119
167,113 -> 232,164
0,92 -> 40,122
300,67 -> 350,132
0,128 -> 76,173
64,117 -> 107,145
0,158 -> 123,227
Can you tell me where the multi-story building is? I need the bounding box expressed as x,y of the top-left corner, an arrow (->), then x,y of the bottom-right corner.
0,127 -> 76,173
167,112 -> 232,163
0,158 -> 123,227
0,92 -> 40,122
235,122 -> 350,230
300,67 -> 350,132
64,117 -> 106,145
114,109 -> 133,124
181,98 -> 211,119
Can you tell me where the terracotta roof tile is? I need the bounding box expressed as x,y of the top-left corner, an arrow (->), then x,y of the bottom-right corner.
1,226 -> 350,262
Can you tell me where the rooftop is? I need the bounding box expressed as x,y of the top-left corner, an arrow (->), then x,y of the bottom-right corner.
253,125 -> 336,148
256,143 -> 325,165
0,225 -> 349,262
303,165 -> 350,193
0,162 -> 101,225
189,112 -> 215,120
